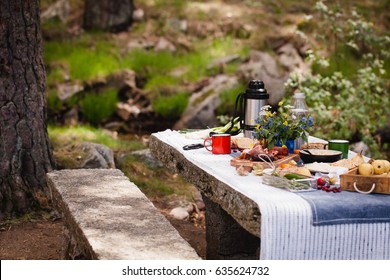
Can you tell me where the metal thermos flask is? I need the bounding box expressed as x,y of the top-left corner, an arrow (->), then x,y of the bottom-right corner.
243,80 -> 269,138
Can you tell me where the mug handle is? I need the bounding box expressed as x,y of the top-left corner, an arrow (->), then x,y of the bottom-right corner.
324,143 -> 328,149
204,137 -> 212,152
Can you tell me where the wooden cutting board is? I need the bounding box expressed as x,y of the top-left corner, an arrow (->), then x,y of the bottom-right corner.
231,154 -> 299,170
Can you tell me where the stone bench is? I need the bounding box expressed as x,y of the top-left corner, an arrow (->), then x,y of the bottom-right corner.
47,169 -> 200,260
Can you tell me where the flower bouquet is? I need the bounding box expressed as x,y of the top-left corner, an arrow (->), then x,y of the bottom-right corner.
252,103 -> 314,150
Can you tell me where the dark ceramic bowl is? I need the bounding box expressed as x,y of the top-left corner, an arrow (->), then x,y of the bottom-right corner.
299,149 -> 342,163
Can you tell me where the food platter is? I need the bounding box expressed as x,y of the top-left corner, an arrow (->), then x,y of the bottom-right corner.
230,154 -> 299,170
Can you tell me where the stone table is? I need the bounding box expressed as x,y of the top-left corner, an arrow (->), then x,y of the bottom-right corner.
149,132 -> 261,260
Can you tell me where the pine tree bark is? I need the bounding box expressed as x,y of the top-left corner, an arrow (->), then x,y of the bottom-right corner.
0,0 -> 54,218
83,0 -> 134,32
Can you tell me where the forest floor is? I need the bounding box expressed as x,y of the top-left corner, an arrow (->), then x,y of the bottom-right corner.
0,200 -> 206,260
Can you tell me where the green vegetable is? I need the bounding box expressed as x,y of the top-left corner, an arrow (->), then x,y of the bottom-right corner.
284,173 -> 308,180
211,117 -> 241,134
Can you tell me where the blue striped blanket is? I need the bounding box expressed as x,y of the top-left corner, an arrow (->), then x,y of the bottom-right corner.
297,190 -> 390,226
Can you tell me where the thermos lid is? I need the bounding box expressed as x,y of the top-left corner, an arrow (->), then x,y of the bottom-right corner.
245,80 -> 269,99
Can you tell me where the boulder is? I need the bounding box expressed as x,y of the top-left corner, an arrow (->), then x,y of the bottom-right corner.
130,149 -> 163,169
173,74 -> 239,129
54,142 -> 115,169
277,43 -> 310,74
237,50 -> 287,106
237,43 -> 310,107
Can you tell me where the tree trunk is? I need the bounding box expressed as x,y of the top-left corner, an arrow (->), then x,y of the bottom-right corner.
0,0 -> 54,219
83,0 -> 134,32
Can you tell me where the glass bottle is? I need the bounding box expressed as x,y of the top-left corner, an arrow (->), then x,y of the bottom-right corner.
290,92 -> 309,150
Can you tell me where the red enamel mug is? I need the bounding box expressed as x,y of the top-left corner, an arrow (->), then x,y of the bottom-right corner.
203,134 -> 231,154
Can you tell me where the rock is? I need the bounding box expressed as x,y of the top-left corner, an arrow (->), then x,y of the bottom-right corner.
131,149 -> 163,169
117,102 -> 141,120
57,81 -> 84,101
170,207 -> 190,220
54,142 -> 115,169
207,54 -> 241,70
63,106 -> 79,126
83,0 -> 135,32
132,8 -> 145,22
104,121 -> 124,131
106,69 -> 137,92
166,19 -> 188,33
195,200 -> 205,211
277,43 -> 309,74
154,37 -> 176,52
41,0 -> 70,23
237,50 -> 287,106
173,74 -> 239,129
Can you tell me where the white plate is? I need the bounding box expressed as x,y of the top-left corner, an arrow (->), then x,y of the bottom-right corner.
304,162 -> 332,173
304,162 -> 348,175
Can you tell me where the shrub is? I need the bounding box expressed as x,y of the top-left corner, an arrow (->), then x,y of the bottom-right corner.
284,1 -> 390,157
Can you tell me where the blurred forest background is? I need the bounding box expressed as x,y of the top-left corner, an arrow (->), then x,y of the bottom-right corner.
42,0 -> 390,203
1,0 -> 389,260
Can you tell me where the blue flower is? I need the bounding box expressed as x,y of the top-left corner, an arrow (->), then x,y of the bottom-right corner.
301,117 -> 306,123
301,124 -> 306,129
274,132 -> 279,137
308,116 -> 314,127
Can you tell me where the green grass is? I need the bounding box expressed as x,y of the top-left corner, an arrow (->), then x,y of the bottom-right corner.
45,32 -> 248,105
152,92 -> 189,120
46,89 -> 64,114
78,88 -> 118,124
121,37 -> 248,86
44,36 -> 121,81
48,125 -> 145,152
120,154 -> 197,200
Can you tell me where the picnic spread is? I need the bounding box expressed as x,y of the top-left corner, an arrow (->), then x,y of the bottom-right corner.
152,129 -> 390,259
151,79 -> 390,259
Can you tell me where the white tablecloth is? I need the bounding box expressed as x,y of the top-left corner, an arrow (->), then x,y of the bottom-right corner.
153,129 -> 390,260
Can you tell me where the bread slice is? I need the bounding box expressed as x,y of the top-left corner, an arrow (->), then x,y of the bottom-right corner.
231,137 -> 259,149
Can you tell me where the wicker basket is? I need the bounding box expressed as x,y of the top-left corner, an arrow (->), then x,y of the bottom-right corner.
340,168 -> 390,194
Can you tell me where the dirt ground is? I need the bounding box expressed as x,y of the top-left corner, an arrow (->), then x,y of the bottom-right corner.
0,206 -> 206,260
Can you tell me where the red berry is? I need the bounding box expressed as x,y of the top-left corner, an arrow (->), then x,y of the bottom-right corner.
317,177 -> 326,186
